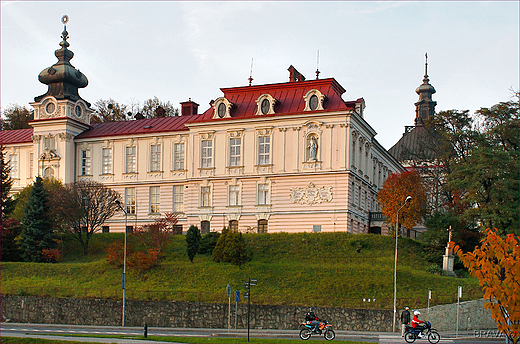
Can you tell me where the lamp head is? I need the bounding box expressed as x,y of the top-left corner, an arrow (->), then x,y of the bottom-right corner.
115,199 -> 121,205
405,196 -> 412,203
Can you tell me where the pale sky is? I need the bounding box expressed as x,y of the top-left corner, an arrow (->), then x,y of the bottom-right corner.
1,1 -> 518,149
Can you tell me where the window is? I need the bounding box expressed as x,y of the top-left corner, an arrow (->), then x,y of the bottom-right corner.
229,220 -> 238,231
201,140 -> 212,168
313,225 -> 322,232
102,226 -> 110,233
201,221 -> 210,234
173,143 -> 185,170
125,188 -> 136,214
228,185 -> 239,206
173,185 -> 184,213
257,183 -> 268,205
126,146 -> 136,173
351,140 -> 356,167
229,138 -> 241,166
149,186 -> 160,214
201,186 -> 211,207
258,136 -> 270,165
29,153 -> 33,178
150,144 -> 161,172
8,155 -> 17,179
258,219 -> 268,233
260,99 -> 270,115
102,148 -> 112,174
81,150 -> 91,175
44,136 -> 55,150
358,186 -> 362,208
309,95 -> 319,111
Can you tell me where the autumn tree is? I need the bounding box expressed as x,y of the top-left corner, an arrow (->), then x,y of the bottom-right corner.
1,104 -> 34,130
52,180 -> 121,254
377,169 -> 427,232
106,212 -> 177,272
450,229 -> 520,344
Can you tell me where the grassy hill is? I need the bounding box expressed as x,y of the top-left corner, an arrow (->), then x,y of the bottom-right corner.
0,232 -> 482,309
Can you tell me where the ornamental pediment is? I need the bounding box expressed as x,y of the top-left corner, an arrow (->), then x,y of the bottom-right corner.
290,182 -> 333,205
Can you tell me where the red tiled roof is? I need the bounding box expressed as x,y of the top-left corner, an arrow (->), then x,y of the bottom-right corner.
75,115 -> 196,140
188,78 -> 357,123
0,128 -> 34,144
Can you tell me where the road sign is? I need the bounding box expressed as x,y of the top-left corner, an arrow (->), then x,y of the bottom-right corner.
227,283 -> 231,297
235,290 -> 240,302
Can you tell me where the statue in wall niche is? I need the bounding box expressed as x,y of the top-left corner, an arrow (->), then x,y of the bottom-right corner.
308,137 -> 318,161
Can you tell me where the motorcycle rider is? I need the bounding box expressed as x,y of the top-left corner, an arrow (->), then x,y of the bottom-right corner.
305,307 -> 322,333
412,310 -> 426,338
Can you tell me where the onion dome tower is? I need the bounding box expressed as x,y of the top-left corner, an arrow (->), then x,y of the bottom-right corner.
31,15 -> 93,125
29,15 -> 92,183
413,53 -> 437,126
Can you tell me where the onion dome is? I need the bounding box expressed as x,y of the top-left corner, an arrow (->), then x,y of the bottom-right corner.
34,15 -> 89,105
415,53 -> 436,100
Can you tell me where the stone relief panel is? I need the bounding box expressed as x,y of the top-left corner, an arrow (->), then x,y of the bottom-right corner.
289,182 -> 333,205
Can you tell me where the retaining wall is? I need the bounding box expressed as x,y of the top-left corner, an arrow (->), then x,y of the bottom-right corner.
1,295 -> 494,331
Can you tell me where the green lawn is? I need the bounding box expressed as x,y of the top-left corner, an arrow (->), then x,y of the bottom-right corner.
1,232 -> 482,309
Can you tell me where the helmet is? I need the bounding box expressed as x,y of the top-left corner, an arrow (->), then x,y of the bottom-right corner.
310,307 -> 316,312
414,310 -> 420,315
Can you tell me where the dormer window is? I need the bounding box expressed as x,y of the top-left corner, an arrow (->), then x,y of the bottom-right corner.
212,97 -> 234,119
255,94 -> 277,116
303,89 -> 326,111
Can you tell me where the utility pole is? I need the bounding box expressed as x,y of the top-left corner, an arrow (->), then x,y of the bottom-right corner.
244,277 -> 257,342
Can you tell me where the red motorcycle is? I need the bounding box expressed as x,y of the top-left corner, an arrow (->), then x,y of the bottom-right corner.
299,319 -> 335,340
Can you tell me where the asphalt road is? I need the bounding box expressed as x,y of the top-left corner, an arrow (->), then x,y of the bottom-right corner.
0,323 -> 510,344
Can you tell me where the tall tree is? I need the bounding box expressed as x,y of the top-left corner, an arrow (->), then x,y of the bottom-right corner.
0,146 -> 14,219
448,96 -> 519,235
377,169 -> 428,231
186,225 -> 201,262
52,180 -> 121,254
19,176 -> 56,262
91,99 -> 130,123
140,97 -> 179,118
1,104 -> 34,130
450,229 -> 520,344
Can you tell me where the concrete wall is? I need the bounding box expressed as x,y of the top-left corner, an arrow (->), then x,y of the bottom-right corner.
411,298 -> 495,332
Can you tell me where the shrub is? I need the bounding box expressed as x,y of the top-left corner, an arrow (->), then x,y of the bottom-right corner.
198,232 -> 220,255
41,248 -> 62,263
426,264 -> 443,275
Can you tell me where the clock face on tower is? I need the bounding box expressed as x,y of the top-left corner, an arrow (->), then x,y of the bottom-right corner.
45,102 -> 56,115
75,105 -> 82,117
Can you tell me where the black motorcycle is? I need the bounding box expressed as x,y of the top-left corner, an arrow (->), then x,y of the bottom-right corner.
404,321 -> 440,344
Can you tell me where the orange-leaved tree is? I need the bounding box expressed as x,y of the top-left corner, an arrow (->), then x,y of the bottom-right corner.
450,229 -> 519,344
377,169 -> 427,231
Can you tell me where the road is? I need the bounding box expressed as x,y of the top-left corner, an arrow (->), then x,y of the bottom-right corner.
0,323 -> 509,344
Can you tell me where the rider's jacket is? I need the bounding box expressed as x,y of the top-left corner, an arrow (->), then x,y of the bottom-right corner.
412,315 -> 424,328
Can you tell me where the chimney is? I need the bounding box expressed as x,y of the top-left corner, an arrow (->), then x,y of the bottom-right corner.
180,98 -> 199,116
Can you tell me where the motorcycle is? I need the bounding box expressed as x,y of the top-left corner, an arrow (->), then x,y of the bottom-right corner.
404,321 -> 440,344
299,319 -> 335,341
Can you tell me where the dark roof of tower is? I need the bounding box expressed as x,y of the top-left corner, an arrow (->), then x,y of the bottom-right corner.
34,15 -> 89,106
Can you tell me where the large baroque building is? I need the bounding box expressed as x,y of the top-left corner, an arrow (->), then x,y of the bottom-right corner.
1,18 -> 403,235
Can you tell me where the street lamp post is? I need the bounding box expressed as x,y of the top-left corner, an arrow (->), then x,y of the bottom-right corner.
393,195 -> 411,333
115,199 -> 128,327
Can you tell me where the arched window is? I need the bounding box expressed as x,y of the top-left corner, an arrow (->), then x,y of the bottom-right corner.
201,221 -> 210,234
229,220 -> 238,231
44,167 -> 54,179
258,219 -> 268,233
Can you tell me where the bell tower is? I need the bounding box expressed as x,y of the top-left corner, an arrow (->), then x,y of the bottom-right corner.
29,15 -> 93,183
414,53 -> 437,126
